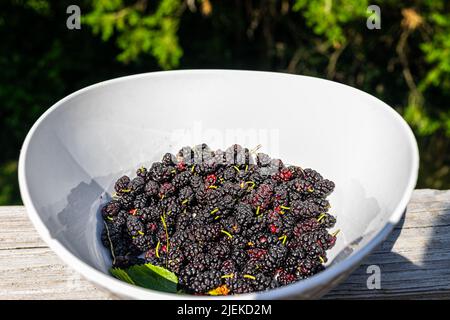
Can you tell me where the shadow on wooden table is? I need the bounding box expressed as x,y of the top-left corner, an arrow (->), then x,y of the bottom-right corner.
324,192 -> 450,299
322,211 -> 409,299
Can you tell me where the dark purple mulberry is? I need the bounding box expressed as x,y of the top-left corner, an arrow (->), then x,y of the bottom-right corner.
144,180 -> 159,196
114,175 -> 130,193
291,199 -> 319,218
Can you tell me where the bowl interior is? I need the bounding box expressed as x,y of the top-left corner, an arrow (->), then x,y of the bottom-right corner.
20,70 -> 417,297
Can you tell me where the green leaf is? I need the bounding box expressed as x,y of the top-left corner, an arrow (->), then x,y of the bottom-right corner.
146,264 -> 178,283
110,268 -> 135,285
109,263 -> 178,293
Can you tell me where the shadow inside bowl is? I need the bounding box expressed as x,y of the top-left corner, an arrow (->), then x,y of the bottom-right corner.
43,173 -> 118,272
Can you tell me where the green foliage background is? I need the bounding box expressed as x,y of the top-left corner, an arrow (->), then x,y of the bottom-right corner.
1,0 -> 449,205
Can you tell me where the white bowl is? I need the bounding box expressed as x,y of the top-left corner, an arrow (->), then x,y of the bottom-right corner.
19,70 -> 419,299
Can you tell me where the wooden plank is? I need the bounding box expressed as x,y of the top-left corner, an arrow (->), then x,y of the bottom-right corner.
0,189 -> 448,299
324,189 -> 450,299
0,248 -> 116,300
0,206 -> 46,250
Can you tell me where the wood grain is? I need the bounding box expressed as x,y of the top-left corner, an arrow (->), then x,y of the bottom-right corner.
0,248 -> 115,299
0,189 -> 449,299
325,189 -> 450,299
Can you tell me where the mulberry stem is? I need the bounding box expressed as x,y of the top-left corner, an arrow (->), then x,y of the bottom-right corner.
249,144 -> 262,154
331,229 -> 341,237
220,230 -> 233,239
317,213 -> 327,222
160,214 -> 170,266
278,235 -> 287,245
245,181 -> 256,190
155,240 -> 161,258
103,221 -> 116,265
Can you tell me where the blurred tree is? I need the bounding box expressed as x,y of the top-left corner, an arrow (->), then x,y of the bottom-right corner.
84,0 -> 183,69
0,0 -> 159,204
0,0 -> 449,204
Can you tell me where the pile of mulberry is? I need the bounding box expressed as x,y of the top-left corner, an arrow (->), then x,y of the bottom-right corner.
100,144 -> 338,295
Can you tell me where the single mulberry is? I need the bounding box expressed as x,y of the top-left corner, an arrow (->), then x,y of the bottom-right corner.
186,270 -> 221,294
172,171 -> 192,189
149,162 -> 172,182
144,180 -> 159,197
129,176 -> 145,193
126,215 -> 145,237
291,199 -> 319,218
162,152 -> 176,166
114,175 -> 130,193
101,200 -> 121,219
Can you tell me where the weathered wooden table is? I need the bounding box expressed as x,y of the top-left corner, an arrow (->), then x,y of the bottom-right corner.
1,189 -> 449,299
